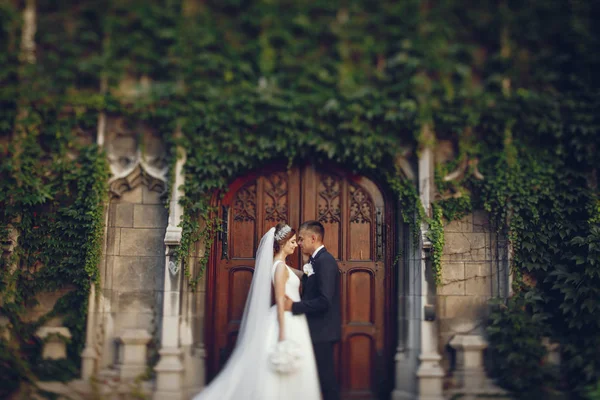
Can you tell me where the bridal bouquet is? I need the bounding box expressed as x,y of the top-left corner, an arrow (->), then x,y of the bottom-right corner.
268,340 -> 303,374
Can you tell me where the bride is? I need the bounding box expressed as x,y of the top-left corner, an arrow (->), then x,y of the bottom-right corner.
194,222 -> 321,399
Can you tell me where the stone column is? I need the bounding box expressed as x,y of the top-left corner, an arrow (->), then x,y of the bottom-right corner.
80,285 -> 98,379
392,247 -> 424,400
416,242 -> 444,400
392,152 -> 422,400
154,141 -> 186,400
415,129 -> 445,400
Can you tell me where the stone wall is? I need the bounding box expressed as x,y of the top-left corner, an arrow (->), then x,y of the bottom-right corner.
436,210 -> 509,372
96,117 -> 169,372
99,184 -> 167,369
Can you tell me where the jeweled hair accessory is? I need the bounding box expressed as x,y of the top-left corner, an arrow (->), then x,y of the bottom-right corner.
274,224 -> 292,241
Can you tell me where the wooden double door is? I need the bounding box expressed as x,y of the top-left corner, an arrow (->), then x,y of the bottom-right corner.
206,164 -> 395,399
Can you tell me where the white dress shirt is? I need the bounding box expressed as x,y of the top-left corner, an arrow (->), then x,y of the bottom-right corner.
311,245 -> 325,260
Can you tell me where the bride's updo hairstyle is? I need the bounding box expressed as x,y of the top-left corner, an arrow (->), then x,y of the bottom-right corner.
273,222 -> 296,254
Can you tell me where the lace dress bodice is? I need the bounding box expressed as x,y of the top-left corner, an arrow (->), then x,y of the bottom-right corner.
271,260 -> 301,302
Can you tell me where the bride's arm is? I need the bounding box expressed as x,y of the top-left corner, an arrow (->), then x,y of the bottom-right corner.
273,263 -> 289,342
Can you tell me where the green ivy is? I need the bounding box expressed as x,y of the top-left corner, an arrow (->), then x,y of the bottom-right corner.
478,92 -> 600,396
426,203 -> 444,285
1,137 -> 109,389
174,88 -> 423,287
1,8 -> 110,384
487,293 -> 553,397
434,155 -> 474,222
1,0 -> 599,397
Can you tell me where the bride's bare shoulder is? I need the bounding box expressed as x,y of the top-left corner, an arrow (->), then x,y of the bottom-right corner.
272,261 -> 289,281
272,260 -> 288,272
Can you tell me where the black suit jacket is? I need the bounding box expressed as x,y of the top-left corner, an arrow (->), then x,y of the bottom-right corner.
291,247 -> 342,343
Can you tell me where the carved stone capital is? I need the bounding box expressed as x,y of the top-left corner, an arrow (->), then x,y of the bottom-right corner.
164,226 -> 183,247
394,148 -> 416,182
443,157 -> 484,183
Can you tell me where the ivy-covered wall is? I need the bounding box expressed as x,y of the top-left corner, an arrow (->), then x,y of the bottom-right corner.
1,0 -> 599,398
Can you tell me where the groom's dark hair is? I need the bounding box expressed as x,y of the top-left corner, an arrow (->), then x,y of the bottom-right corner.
299,220 -> 325,241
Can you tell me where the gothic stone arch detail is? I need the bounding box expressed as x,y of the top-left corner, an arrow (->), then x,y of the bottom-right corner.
105,116 -> 168,198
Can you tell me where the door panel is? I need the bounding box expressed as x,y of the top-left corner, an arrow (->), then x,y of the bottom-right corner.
315,172 -> 343,260
208,164 -> 392,399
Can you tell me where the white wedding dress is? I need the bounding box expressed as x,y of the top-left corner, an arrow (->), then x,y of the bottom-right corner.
193,227 -> 320,400
262,260 -> 321,399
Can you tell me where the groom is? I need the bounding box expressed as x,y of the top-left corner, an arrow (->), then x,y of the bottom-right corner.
285,220 -> 341,400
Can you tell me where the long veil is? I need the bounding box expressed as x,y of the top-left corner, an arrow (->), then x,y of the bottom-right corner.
194,227 -> 276,399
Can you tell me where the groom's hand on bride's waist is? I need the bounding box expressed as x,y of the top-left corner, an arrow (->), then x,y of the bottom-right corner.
284,295 -> 294,311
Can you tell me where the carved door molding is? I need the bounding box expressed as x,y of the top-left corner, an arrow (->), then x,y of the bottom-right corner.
206,164 -> 395,399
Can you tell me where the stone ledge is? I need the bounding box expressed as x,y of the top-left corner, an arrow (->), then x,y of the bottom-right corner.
35,327 -> 72,360
118,328 -> 152,345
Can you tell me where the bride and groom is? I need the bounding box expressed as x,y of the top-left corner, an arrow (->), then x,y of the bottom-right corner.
194,220 -> 341,400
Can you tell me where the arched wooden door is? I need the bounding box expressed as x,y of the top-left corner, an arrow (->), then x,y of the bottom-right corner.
206,164 -> 395,399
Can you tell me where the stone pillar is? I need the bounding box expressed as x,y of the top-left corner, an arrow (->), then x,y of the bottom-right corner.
416,247 -> 445,400
80,285 -> 98,379
415,128 -> 445,400
448,334 -> 507,399
153,249 -> 184,400
36,327 -> 72,360
392,195 -> 422,398
154,141 -> 186,400
449,335 -> 487,388
117,329 -> 152,379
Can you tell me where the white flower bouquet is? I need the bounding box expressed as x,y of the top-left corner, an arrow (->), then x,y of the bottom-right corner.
268,339 -> 303,374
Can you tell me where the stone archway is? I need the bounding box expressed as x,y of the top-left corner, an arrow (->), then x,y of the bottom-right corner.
149,142 -> 441,400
